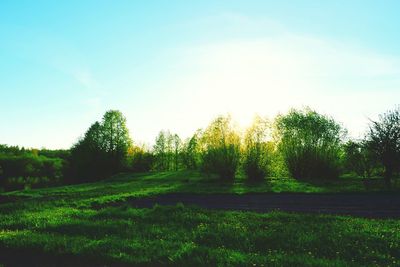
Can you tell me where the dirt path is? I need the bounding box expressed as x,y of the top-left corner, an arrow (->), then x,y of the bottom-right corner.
124,193 -> 400,218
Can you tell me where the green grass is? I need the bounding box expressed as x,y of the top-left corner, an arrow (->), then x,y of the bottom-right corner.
0,171 -> 399,266
0,203 -> 399,266
2,170 -> 397,208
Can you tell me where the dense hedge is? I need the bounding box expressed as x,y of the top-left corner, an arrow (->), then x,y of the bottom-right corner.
0,153 -> 64,191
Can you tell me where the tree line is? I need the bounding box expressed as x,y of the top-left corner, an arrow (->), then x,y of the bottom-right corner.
1,107 -> 399,191
0,145 -> 68,191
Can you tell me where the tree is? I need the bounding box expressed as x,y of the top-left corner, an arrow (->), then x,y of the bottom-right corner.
243,116 -> 271,182
166,132 -> 174,170
101,110 -> 132,172
153,131 -> 181,171
69,122 -> 106,181
154,131 -> 168,171
275,108 -> 344,180
366,107 -> 400,189
172,134 -> 181,171
182,130 -> 202,170
342,140 -> 376,178
69,110 -> 132,182
200,116 -> 241,182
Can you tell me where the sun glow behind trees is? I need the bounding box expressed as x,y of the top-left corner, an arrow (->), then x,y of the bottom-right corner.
123,35 -> 400,147
1,1 -> 400,149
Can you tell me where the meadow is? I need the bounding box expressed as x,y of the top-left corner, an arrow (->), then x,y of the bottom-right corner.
2,1 -> 400,266
0,171 -> 399,266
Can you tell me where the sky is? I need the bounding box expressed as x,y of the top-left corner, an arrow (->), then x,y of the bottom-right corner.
1,0 -> 400,149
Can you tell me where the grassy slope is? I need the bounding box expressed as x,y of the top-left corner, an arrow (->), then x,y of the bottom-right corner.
0,171 -> 399,266
2,170 -> 395,208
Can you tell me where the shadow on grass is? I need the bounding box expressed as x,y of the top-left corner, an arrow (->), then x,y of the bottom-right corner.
1,206 -> 399,266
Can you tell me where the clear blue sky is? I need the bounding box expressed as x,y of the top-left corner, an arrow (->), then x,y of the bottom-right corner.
1,0 -> 399,148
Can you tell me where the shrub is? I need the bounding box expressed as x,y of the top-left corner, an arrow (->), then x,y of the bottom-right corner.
243,116 -> 271,182
129,148 -> 155,172
200,116 -> 241,182
275,108 -> 344,180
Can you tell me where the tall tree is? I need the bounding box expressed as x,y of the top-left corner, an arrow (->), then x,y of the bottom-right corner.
166,131 -> 174,170
70,121 -> 106,181
101,110 -> 132,172
367,107 -> 400,189
172,134 -> 181,171
69,110 -> 132,182
182,130 -> 201,170
154,131 -> 167,171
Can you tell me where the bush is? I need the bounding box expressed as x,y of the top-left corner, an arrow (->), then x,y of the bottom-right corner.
0,154 -> 63,180
275,108 -> 344,180
243,116 -> 271,182
0,153 -> 63,191
3,176 -> 55,191
199,116 -> 241,182
130,150 -> 155,172
201,145 -> 240,181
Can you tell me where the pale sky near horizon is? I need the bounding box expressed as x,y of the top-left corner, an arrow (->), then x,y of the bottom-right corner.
1,0 -> 399,149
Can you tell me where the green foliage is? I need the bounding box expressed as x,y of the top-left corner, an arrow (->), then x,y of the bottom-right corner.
342,140 -> 377,178
0,144 -> 28,155
367,107 -> 400,188
38,149 -> 70,160
182,130 -> 202,170
172,134 -> 181,171
69,110 -> 132,182
153,130 -> 168,171
153,130 -> 182,171
3,105 -> 400,191
243,116 -> 271,182
275,108 -> 344,180
101,110 -> 132,171
128,145 -> 155,172
0,153 -> 63,191
200,116 -> 241,182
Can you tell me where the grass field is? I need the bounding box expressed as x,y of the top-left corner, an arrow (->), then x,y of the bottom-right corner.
2,171 -> 398,208
0,171 -> 399,266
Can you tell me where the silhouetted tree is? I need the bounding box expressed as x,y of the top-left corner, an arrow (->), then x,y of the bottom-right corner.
366,107 -> 400,189
275,108 -> 344,180
69,110 -> 132,182
200,116 -> 241,182
69,122 -> 106,181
